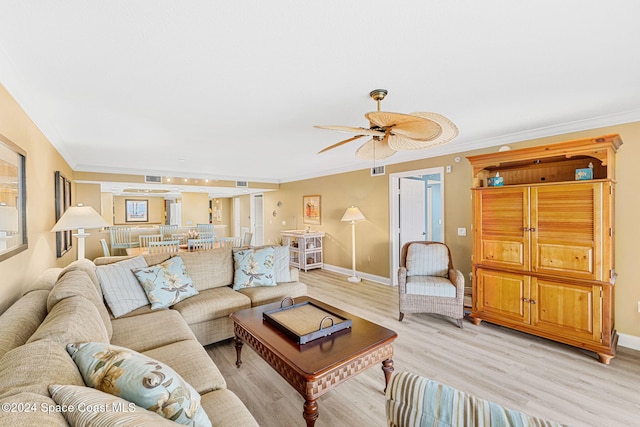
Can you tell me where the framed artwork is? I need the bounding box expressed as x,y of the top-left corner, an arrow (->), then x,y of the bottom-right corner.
55,171 -> 72,258
0,133 -> 27,262
303,195 -> 321,225
125,199 -> 148,222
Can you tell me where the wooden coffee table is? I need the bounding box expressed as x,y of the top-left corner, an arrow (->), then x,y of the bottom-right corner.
231,296 -> 397,426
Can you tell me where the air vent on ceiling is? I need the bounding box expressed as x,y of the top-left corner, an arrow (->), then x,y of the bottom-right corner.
235,180 -> 249,188
145,175 -> 162,183
371,165 -> 386,176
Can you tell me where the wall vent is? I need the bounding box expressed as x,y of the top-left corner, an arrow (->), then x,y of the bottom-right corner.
371,165 -> 386,176
144,175 -> 162,183
235,180 -> 249,188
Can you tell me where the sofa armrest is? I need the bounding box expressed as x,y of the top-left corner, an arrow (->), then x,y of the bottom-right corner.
398,267 -> 407,292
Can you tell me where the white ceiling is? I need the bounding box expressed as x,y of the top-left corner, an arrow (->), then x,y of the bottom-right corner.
1,1 -> 639,197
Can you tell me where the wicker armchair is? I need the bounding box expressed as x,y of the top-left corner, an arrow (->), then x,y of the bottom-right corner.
398,241 -> 465,328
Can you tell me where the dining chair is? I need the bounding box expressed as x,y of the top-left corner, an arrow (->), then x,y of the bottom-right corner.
187,238 -> 216,251
109,226 -> 140,254
196,223 -> 214,233
138,234 -> 162,248
159,224 -> 178,240
148,240 -> 180,254
99,238 -> 110,257
198,231 -> 216,240
241,232 -> 253,247
170,233 -> 186,244
219,237 -> 238,248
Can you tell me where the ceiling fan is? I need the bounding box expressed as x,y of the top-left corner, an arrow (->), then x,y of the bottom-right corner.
315,89 -> 458,160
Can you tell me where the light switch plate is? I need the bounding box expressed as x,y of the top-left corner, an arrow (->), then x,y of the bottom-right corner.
457,227 -> 467,236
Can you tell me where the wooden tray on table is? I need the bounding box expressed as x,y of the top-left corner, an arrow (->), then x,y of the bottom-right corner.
263,298 -> 352,344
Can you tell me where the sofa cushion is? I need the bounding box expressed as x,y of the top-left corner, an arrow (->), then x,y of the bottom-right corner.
0,392 -> 68,426
49,384 -> 178,426
172,286 -> 251,325
95,255 -> 150,317
237,281 -> 308,307
110,309 -> 197,353
406,244 -> 449,277
24,267 -> 63,294
0,289 -> 49,359
132,256 -> 198,310
233,247 -> 276,289
0,340 -> 84,399
28,295 -> 110,345
406,276 -> 457,297
58,258 -> 101,295
273,245 -> 292,283
143,340 -> 226,394
174,247 -> 234,291
67,342 -> 211,427
200,388 -> 259,427
48,269 -> 113,340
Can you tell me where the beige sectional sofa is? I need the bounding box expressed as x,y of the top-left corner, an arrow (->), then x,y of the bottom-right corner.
0,246 -> 307,426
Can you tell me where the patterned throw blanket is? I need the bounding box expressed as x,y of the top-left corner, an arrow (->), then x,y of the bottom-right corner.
385,372 -> 569,427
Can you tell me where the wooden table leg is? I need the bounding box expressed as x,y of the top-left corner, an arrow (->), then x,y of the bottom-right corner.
382,358 -> 394,392
303,398 -> 318,427
234,336 -> 243,368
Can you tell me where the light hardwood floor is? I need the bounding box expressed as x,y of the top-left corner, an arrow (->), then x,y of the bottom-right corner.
206,269 -> 640,427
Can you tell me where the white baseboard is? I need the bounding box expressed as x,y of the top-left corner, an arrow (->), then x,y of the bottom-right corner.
322,264 -> 391,286
618,333 -> 640,351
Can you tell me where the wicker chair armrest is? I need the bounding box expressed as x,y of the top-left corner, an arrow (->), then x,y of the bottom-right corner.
398,267 -> 408,292
449,268 -> 465,298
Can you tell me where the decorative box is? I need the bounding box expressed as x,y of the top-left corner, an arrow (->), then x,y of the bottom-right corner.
575,168 -> 593,180
487,175 -> 504,187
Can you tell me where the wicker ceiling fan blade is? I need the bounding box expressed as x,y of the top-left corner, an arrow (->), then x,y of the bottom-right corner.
317,134 -> 367,154
355,135 -> 396,160
407,112 -> 459,147
314,125 -> 385,137
366,111 -> 441,140
387,133 -> 435,151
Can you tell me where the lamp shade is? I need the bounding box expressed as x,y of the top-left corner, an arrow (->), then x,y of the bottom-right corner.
341,206 -> 366,222
51,204 -> 108,232
0,204 -> 19,233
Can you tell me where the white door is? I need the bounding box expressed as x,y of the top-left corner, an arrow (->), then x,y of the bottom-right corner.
251,194 -> 264,246
399,177 -> 426,249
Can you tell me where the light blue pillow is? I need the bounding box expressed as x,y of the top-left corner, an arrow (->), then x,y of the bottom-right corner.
66,342 -> 211,427
233,247 -> 276,290
132,256 -> 198,310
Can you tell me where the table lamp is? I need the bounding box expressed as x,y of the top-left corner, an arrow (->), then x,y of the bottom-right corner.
51,203 -> 108,260
341,206 -> 366,283
0,203 -> 19,251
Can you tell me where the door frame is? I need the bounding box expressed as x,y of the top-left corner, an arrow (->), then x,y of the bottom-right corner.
389,166 -> 445,286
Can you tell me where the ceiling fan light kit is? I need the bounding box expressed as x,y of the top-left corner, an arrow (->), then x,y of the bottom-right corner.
316,89 -> 458,161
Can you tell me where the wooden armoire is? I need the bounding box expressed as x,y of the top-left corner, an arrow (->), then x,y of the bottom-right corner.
467,134 -> 621,364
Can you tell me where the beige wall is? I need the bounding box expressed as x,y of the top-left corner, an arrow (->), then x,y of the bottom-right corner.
0,84 -> 75,313
113,196 -> 164,225
181,192 -> 209,227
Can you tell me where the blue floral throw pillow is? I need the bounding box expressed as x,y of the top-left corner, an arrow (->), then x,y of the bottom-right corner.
66,342 -> 211,427
132,256 -> 198,310
233,247 -> 276,290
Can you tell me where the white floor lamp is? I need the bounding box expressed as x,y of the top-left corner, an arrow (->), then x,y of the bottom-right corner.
51,203 -> 108,260
341,206 -> 366,283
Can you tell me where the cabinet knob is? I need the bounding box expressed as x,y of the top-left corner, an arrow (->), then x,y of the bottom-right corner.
522,298 -> 529,302
530,300 -> 537,304
529,228 -> 536,232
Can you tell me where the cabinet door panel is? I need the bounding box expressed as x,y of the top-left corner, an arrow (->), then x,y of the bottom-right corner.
531,278 -> 602,343
531,184 -> 601,280
476,269 -> 529,324
475,188 -> 529,271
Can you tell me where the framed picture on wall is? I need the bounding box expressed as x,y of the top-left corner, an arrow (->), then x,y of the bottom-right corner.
125,199 -> 148,222
303,195 -> 321,225
54,171 -> 72,258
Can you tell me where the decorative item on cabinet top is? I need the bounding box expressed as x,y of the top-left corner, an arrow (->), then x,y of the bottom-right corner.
467,134 -> 621,187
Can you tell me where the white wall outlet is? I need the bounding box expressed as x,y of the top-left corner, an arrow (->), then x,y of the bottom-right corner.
457,227 -> 467,236
186,220 -> 192,225
281,220 -> 286,226
446,165 -> 452,173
